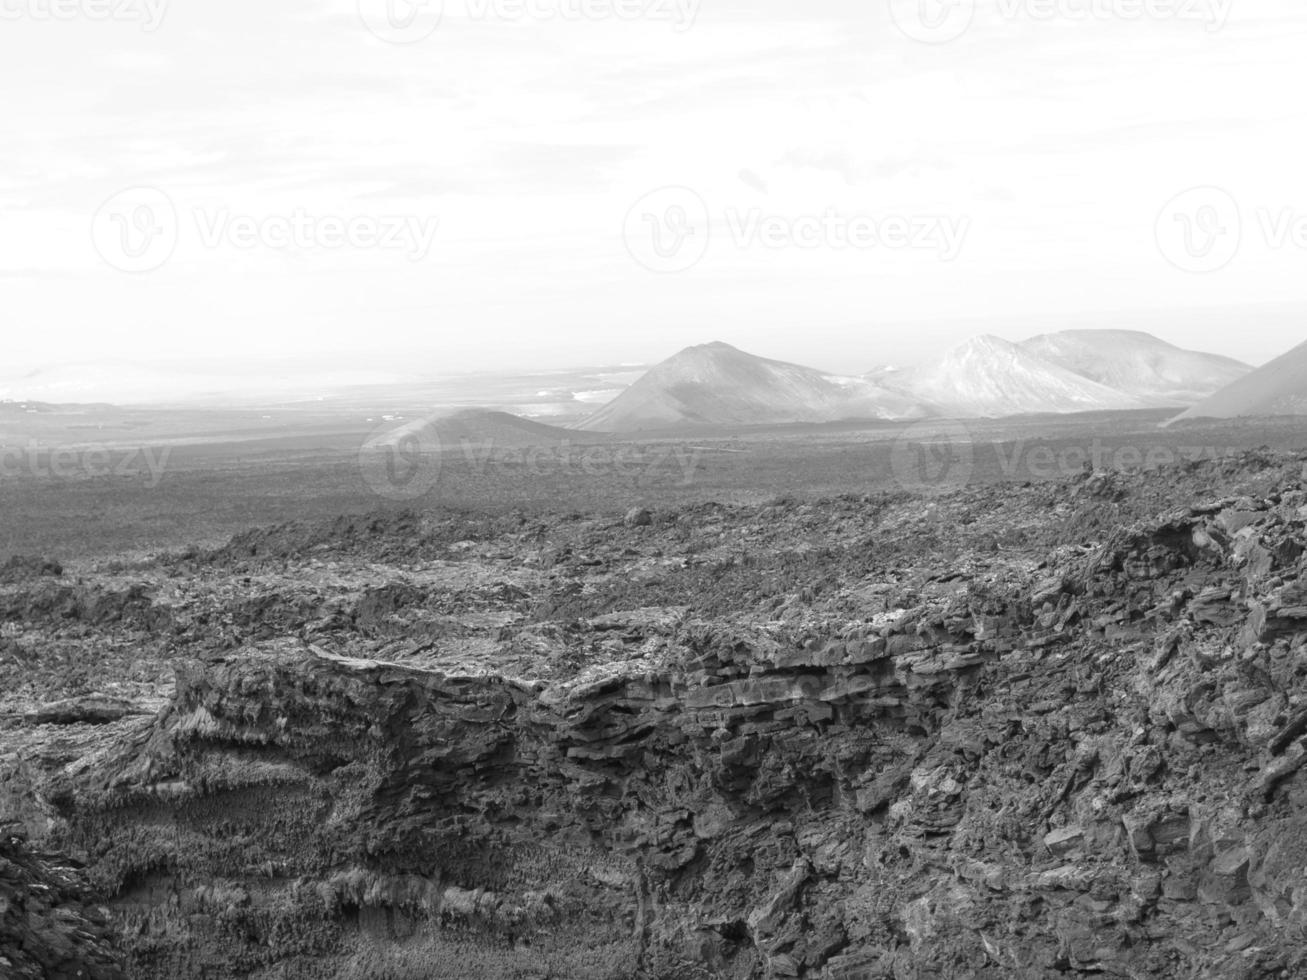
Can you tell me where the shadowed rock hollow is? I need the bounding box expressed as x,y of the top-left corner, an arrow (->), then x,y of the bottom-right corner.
5,452 -> 1307,977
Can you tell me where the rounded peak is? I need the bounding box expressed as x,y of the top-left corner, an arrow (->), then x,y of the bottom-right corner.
439,407 -> 510,420
678,341 -> 744,356
944,334 -> 1023,358
656,342 -> 756,369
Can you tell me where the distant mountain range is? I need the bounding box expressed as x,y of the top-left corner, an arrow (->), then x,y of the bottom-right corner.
1168,339 -> 1307,423
17,331 -> 1281,433
571,331 -> 1252,432
573,342 -> 927,432
1019,330 -> 1251,406
874,334 -> 1148,418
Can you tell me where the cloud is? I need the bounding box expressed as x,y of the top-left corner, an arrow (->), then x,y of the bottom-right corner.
737,169 -> 768,194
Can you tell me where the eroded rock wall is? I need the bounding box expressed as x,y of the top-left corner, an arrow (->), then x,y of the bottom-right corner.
7,454 -> 1307,978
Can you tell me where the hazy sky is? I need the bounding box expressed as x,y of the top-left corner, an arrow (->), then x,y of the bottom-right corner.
3,0 -> 1306,395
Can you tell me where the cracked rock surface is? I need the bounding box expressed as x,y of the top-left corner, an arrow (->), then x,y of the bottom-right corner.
3,452 -> 1307,977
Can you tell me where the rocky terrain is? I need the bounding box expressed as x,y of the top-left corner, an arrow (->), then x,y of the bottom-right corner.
4,451 -> 1307,977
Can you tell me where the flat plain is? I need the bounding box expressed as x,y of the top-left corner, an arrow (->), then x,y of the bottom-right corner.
0,405 -> 1303,561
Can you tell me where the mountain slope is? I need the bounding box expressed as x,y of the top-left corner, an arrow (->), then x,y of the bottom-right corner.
1020,330 -> 1251,406
374,409 -> 598,448
1169,339 -> 1307,422
882,335 -> 1148,418
574,342 -> 927,432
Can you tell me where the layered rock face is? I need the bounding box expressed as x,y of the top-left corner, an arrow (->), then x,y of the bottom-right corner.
5,453 -> 1307,977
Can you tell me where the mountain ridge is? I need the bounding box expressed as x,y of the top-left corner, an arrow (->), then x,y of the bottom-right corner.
577,332 -> 1250,431
874,334 -> 1150,418
1020,329 -> 1251,406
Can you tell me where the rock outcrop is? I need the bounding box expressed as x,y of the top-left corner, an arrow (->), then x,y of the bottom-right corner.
0,830 -> 124,979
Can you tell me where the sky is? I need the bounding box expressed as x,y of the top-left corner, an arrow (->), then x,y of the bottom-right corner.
2,0 -> 1306,400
